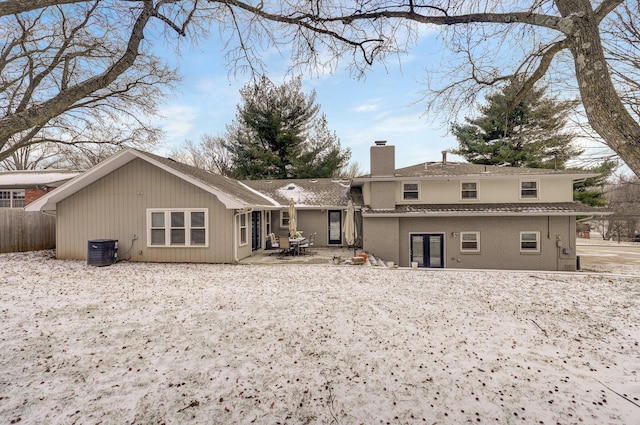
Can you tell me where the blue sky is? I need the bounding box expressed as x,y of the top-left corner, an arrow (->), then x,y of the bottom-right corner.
150,27 -> 463,173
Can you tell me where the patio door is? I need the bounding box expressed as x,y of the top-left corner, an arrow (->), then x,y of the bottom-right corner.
328,210 -> 343,244
410,234 -> 444,268
251,211 -> 261,251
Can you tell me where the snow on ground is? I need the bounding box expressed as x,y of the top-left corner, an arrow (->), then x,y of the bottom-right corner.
1,251 -> 639,424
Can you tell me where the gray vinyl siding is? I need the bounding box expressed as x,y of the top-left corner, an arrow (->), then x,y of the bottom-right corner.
270,209 -> 345,247
296,209 -> 330,246
56,158 -> 236,263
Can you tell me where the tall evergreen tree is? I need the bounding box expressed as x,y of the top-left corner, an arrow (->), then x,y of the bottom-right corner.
224,76 -> 350,179
573,159 -> 617,207
452,79 -> 582,169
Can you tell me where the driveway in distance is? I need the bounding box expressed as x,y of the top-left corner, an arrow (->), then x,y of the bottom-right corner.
577,239 -> 640,274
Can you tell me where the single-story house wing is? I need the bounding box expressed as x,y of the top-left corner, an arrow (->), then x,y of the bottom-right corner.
25,148 -> 354,263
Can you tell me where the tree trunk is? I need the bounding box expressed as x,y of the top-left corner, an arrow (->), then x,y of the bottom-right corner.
0,1 -> 153,158
558,0 -> 640,175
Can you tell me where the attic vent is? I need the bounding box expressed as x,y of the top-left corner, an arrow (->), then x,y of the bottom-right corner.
287,185 -> 295,190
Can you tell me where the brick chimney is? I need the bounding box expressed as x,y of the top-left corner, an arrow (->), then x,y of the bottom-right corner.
370,141 -> 395,177
369,141 -> 396,211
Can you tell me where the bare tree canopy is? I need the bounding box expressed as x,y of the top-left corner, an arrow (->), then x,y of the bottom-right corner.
217,0 -> 640,177
4,1 -> 640,177
0,0 -> 185,166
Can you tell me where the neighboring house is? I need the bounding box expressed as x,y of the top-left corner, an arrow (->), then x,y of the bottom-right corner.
0,170 -> 79,253
25,149 -> 353,263
351,141 -> 610,271
0,170 -> 79,208
576,223 -> 591,239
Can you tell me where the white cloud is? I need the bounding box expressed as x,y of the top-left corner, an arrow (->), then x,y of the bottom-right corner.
156,104 -> 199,143
353,103 -> 379,113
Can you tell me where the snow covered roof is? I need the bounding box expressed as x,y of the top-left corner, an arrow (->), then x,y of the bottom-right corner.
242,178 -> 352,208
0,170 -> 80,189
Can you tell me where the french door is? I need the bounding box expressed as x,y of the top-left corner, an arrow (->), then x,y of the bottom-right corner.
251,211 -> 261,251
410,234 -> 444,268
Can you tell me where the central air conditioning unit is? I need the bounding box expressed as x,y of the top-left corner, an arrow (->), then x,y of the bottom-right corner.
87,239 -> 118,266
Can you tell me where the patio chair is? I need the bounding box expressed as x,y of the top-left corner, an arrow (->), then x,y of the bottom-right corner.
268,233 -> 279,249
278,236 -> 292,255
299,232 -> 316,254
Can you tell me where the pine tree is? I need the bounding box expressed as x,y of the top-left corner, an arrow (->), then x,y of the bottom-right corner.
224,76 -> 350,179
452,79 -> 582,169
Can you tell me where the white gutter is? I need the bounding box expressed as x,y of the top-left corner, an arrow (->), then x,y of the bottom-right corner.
362,211 -> 614,218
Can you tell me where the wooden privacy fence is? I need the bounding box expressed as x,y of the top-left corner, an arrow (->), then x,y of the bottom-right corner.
0,209 -> 56,253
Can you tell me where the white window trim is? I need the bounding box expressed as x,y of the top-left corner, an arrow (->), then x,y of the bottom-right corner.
402,181 -> 420,201
146,208 -> 209,248
520,179 -> 540,200
460,181 -> 479,201
265,211 -> 272,236
280,210 -> 290,228
520,231 -> 540,253
460,231 -> 480,252
0,189 -> 25,208
239,213 -> 248,246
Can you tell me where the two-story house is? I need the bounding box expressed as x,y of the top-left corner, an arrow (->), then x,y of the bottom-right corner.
25,144 -> 608,270
352,141 -> 608,271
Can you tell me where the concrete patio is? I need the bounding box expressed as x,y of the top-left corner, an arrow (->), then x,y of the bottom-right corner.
238,246 -> 366,265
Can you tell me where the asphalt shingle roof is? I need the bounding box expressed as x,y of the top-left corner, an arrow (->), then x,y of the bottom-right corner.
141,151 -> 274,206
242,179 -> 352,208
360,162 -> 596,178
362,202 -> 610,216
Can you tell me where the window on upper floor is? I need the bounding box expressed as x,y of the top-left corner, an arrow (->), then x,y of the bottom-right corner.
0,190 -> 25,208
461,182 -> 478,200
403,182 -> 420,200
460,232 -> 480,252
147,209 -> 208,247
520,180 -> 539,199
520,231 -> 540,252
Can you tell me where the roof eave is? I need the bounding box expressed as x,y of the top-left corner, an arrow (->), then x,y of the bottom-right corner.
25,148 -> 250,212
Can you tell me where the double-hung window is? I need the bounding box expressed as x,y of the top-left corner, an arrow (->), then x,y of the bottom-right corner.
281,211 -> 290,228
460,232 -> 480,252
0,190 -> 25,208
148,209 -> 208,247
265,211 -> 272,236
520,231 -> 540,252
461,182 -> 478,200
403,182 -> 420,200
239,213 -> 248,246
520,180 -> 539,199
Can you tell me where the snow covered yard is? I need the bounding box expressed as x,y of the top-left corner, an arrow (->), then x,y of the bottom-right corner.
1,252 -> 639,424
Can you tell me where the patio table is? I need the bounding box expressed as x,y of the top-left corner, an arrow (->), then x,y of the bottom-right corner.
289,236 -> 306,256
